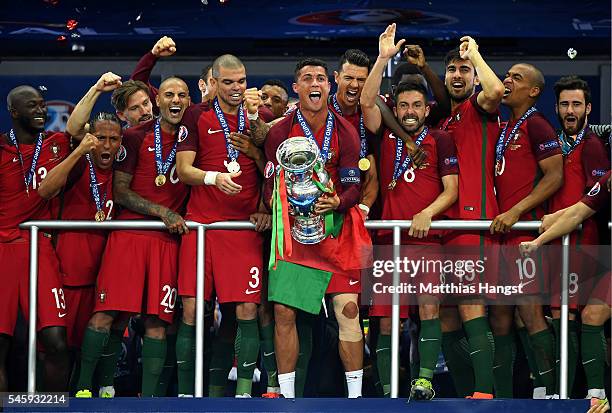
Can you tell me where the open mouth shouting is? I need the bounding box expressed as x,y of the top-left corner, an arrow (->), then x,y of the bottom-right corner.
402,116 -> 419,128
451,81 -> 465,93
503,87 -> 511,98
168,105 -> 182,118
98,151 -> 113,167
345,89 -> 359,103
229,92 -> 242,104
309,91 -> 322,104
564,115 -> 578,130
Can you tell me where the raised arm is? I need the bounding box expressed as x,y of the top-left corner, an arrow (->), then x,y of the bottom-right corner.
405,44 -> 450,116
65,72 -> 122,139
131,36 -> 176,111
459,36 -> 504,114
38,133 -> 98,199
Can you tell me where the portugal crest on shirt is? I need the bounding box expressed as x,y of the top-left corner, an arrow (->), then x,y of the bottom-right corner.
50,141 -> 61,160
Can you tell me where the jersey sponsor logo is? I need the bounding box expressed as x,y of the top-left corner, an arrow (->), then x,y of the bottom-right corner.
444,156 -> 458,165
207,128 -> 223,134
177,125 -> 189,142
591,169 -> 607,177
264,161 -> 275,179
587,182 -> 601,197
539,139 -> 560,151
115,145 -> 127,162
340,167 -> 360,184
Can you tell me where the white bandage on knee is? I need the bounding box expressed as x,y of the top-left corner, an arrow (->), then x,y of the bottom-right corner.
333,294 -> 363,342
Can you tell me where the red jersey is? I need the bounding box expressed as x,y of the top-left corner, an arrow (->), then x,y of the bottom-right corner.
438,94 -> 500,219
379,128 -> 458,219
114,119 -> 189,223
582,171 -> 611,212
55,157 -> 114,286
264,109 -> 361,212
0,131 -> 70,242
178,103 -> 261,223
495,112 -> 561,220
550,129 -> 609,245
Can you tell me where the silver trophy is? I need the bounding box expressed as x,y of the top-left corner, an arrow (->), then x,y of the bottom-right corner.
276,136 -> 330,244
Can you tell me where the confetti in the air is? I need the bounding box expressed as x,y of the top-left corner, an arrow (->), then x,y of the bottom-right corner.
38,86 -> 47,92
43,0 -> 59,5
66,19 -> 78,31
56,35 -> 67,41
567,48 -> 577,59
71,32 -> 80,38
136,12 -> 142,21
71,44 -> 85,52
201,0 -> 208,4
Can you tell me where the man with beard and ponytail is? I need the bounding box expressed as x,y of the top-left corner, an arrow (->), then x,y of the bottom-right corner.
0,85 -> 71,392
436,37 -> 505,399
360,24 -> 458,400
264,57 -> 368,399
176,54 -> 267,398
545,76 -> 609,397
74,77 -> 190,398
487,63 -> 563,399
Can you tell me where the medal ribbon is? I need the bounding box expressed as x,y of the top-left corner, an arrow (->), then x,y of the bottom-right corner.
295,108 -> 334,164
86,154 -> 108,213
558,126 -> 588,156
392,127 -> 428,183
495,106 -> 537,164
213,97 -> 245,163
332,94 -> 368,159
8,129 -> 43,193
153,119 -> 178,176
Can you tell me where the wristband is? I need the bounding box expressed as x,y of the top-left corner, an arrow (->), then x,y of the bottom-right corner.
204,171 -> 219,186
358,203 -> 370,215
247,111 -> 259,121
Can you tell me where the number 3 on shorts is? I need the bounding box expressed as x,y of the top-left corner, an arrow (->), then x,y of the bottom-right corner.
248,267 -> 260,289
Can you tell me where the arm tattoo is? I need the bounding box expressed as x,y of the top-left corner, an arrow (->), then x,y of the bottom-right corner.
113,170 -> 168,218
250,118 -> 271,147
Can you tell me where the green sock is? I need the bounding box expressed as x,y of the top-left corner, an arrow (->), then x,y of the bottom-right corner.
141,336 -> 167,397
376,334 -> 391,397
492,333 -> 516,398
530,328 -> 556,395
295,317 -> 313,398
176,322 -> 195,396
463,317 -> 495,395
235,318 -> 260,396
76,328 -> 109,391
155,333 -> 176,396
441,329 -> 474,398
552,318 -> 579,395
581,323 -> 606,391
259,322 -> 278,388
418,319 -> 442,380
517,327 -> 544,388
208,335 -> 233,397
96,329 -> 122,387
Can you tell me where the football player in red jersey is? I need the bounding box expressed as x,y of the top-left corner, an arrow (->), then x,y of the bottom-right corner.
261,79 -> 289,120
546,76 -> 609,396
264,57 -> 365,399
176,54 -> 267,398
360,24 -> 459,400
0,86 -> 72,391
39,72 -> 126,398
74,77 -> 190,398
437,36 -> 505,399
520,171 -> 611,405
487,63 -> 563,398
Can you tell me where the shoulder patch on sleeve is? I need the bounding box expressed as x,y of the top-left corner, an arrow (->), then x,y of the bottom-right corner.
339,167 -> 361,184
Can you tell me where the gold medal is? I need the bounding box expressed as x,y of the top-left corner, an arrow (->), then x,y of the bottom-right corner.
155,174 -> 166,186
388,179 -> 397,190
358,157 -> 371,171
95,210 -> 106,222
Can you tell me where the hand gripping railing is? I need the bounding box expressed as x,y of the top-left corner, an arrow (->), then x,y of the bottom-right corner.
19,219 -> 573,398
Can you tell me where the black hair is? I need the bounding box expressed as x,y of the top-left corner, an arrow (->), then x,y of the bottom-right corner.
89,112 -> 122,133
200,64 -> 213,81
262,79 -> 289,96
391,63 -> 421,88
294,58 -> 328,80
338,49 -> 371,71
444,47 -> 463,68
553,75 -> 591,105
394,80 -> 428,104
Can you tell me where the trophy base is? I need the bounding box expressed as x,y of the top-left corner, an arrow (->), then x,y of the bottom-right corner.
292,216 -> 327,245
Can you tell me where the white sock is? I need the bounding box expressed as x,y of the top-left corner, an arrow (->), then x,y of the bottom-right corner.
533,386 -> 546,399
278,371 -> 296,398
587,389 -> 607,399
345,369 -> 363,398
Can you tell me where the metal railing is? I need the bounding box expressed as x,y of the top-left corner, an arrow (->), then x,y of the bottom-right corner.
19,219 -> 573,398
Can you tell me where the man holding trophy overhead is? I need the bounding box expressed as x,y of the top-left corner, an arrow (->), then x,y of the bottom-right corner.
263,58 -> 371,399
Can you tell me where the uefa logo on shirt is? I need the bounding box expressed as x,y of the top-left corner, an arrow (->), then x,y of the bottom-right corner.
115,145 -> 127,162
177,125 -> 188,143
